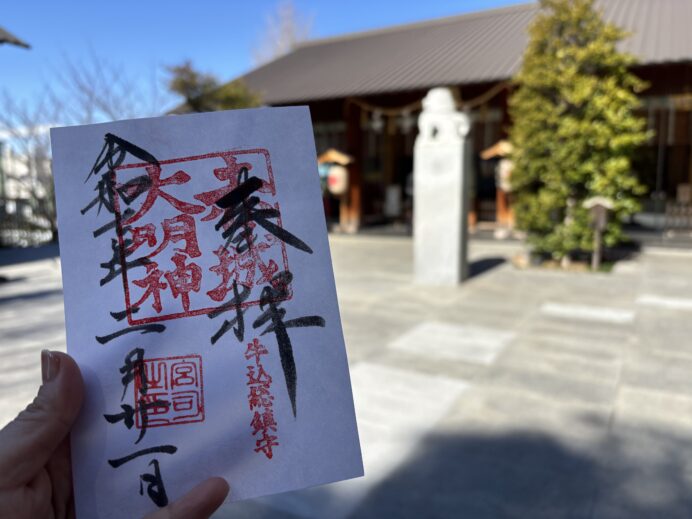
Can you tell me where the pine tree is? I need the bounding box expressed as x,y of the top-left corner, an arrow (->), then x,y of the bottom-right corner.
167,61 -> 261,114
508,0 -> 649,259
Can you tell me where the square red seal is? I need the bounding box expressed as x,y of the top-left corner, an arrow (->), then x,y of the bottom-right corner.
134,354 -> 205,428
111,149 -> 292,326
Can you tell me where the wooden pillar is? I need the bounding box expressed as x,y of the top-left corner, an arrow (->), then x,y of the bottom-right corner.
383,117 -> 395,186
496,188 -> 508,226
688,108 -> 692,189
344,101 -> 363,233
655,104 -> 668,197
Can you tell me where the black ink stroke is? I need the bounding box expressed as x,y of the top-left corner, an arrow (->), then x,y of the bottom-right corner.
139,459 -> 169,507
214,170 -> 313,254
208,281 -> 251,345
96,324 -> 166,345
104,399 -> 169,444
108,445 -> 177,468
88,133 -> 159,183
253,271 -> 325,417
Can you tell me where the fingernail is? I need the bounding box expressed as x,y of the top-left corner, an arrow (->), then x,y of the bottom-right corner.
41,350 -> 60,383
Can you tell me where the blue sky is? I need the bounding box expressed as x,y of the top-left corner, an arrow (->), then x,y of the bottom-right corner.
2,0 -> 528,113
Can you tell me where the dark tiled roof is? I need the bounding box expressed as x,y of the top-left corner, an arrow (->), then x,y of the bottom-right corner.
0,26 -> 29,48
241,0 -> 692,104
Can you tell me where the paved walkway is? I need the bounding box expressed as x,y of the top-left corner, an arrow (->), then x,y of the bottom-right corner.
1,237 -> 692,518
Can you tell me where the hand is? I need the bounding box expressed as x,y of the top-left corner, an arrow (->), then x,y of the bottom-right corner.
0,350 -> 230,519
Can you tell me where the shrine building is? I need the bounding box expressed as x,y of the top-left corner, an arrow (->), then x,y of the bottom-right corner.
235,0 -> 692,232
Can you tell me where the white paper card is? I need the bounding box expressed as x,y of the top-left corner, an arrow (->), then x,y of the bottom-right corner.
50,107 -> 363,518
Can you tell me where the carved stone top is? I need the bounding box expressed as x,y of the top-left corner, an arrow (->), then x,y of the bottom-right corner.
421,87 -> 457,113
417,87 -> 470,144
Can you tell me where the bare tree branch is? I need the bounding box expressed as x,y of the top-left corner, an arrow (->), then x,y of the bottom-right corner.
0,90 -> 57,237
0,53 -> 174,242
49,53 -> 173,124
253,0 -> 312,66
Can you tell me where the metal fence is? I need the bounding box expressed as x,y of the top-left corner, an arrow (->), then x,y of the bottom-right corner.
665,202 -> 692,233
0,198 -> 53,247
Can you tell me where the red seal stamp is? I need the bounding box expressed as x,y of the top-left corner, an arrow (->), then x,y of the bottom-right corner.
134,354 -> 205,428
111,149 -> 292,326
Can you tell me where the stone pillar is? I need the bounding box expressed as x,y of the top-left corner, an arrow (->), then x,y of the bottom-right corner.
413,87 -> 471,285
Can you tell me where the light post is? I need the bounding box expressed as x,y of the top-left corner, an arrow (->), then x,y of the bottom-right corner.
583,196 -> 614,271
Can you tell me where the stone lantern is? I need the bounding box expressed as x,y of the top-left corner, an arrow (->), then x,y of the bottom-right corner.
413,87 -> 471,285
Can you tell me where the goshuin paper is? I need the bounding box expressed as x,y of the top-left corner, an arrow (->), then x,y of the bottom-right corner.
50,107 -> 363,518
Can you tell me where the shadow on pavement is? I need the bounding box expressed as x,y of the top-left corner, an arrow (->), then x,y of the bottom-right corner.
0,288 -> 63,306
349,429 -> 692,519
469,257 -> 506,279
0,243 -> 60,267
0,275 -> 27,284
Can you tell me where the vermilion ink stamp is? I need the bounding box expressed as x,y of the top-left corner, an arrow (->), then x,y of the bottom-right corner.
135,354 -> 205,428
110,149 -> 292,326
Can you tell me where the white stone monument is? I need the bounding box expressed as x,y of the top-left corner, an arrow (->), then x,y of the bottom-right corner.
413,87 -> 471,285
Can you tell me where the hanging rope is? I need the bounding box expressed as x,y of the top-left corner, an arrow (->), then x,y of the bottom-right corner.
345,97 -> 422,116
461,81 -> 511,109
345,81 -> 511,116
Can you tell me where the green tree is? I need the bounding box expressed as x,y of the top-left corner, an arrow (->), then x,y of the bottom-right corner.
167,61 -> 261,113
508,0 -> 649,260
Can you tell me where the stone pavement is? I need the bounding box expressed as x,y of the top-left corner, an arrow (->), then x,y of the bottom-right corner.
1,237 -> 692,518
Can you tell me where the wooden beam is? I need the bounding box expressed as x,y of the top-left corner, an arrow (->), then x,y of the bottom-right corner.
344,101 -> 363,232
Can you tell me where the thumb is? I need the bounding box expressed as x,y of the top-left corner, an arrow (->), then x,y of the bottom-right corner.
0,350 -> 84,487
143,477 -> 230,519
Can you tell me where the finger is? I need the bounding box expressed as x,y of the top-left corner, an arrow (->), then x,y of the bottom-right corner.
143,477 -> 230,519
46,435 -> 74,519
25,467 -> 53,518
0,351 -> 84,486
